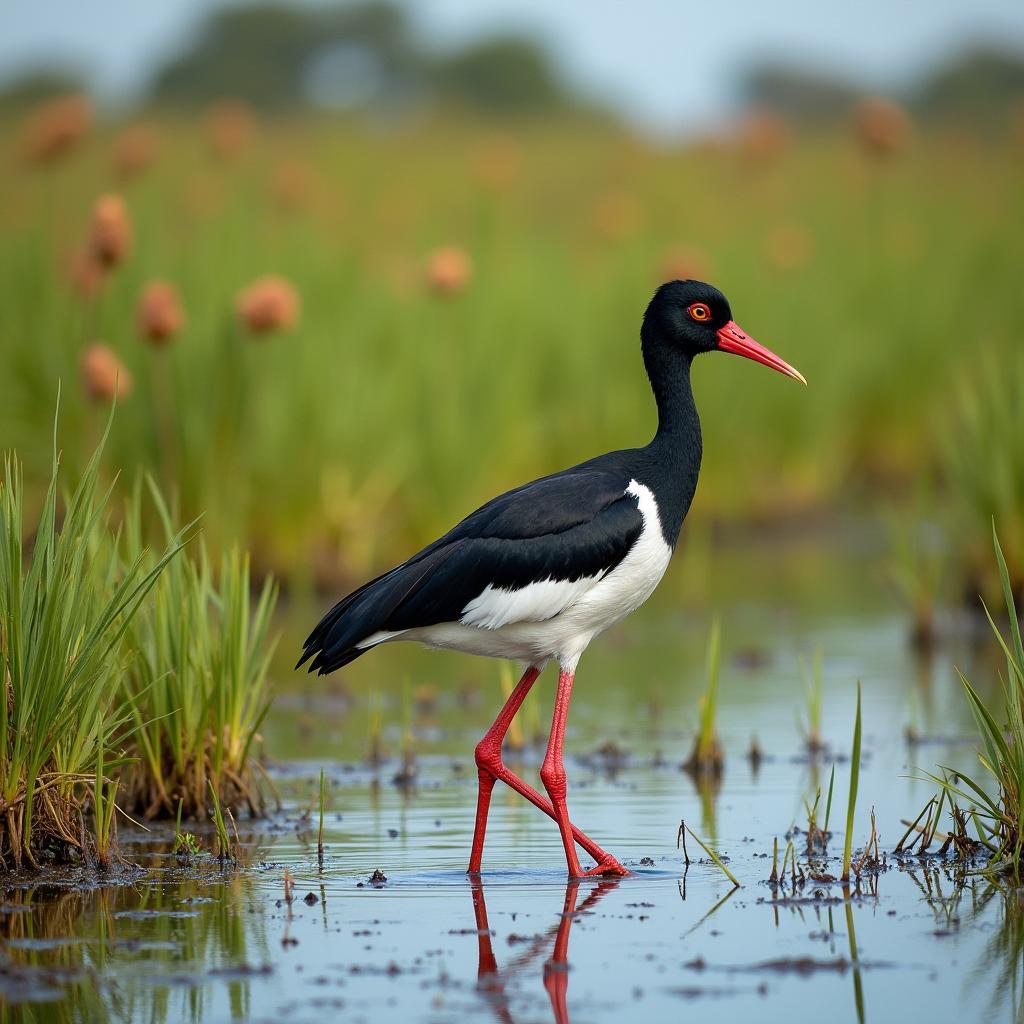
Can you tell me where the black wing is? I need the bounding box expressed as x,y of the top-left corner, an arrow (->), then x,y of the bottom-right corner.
299,467 -> 642,675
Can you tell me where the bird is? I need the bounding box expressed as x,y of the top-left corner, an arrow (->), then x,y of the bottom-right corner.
299,280 -> 805,878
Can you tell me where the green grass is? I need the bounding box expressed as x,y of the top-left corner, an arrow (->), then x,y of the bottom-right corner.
0,407 -> 181,868
0,117 -> 1018,599
92,715 -> 121,871
942,351 -> 1024,604
842,683 -> 862,882
317,766 -> 326,870
926,526 -> 1024,879
120,480 -> 278,819
800,647 -> 825,753
683,617 -> 723,774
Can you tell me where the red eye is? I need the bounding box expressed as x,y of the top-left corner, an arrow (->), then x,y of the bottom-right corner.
687,302 -> 711,322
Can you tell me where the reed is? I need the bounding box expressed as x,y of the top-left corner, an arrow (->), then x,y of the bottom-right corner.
925,526 -> 1024,879
800,647 -> 825,753
842,684 -> 862,882
683,618 -> 724,775
317,767 -> 326,870
0,408 -> 181,869
120,480 -> 278,819
943,353 -> 1024,605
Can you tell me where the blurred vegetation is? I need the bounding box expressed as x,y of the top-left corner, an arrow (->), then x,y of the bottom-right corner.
744,44 -> 1024,128
0,49 -> 1021,616
146,2 -> 596,120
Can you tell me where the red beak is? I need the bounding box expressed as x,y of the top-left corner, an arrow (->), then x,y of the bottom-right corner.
717,321 -> 806,385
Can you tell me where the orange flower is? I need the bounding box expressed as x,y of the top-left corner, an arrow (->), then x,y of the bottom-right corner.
21,93 -> 91,164
426,246 -> 472,296
112,124 -> 158,179
81,344 -> 131,402
88,194 -> 132,269
852,97 -> 910,158
206,100 -> 255,159
236,275 -> 300,335
137,281 -> 185,345
738,109 -> 790,166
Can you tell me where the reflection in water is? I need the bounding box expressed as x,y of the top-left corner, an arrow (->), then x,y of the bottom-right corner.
471,878 -> 620,1024
0,872 -> 267,1024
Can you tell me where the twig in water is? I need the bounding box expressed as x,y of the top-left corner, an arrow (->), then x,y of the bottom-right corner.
679,820 -> 739,888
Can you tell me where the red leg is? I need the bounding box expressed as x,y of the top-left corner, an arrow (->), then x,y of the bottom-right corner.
540,669 -> 616,879
469,666 -> 626,876
543,881 -> 578,1024
469,666 -> 540,872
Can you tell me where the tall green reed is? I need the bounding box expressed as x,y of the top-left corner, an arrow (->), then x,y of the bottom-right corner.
121,480 -> 278,819
926,526 -> 1024,879
0,409 -> 182,868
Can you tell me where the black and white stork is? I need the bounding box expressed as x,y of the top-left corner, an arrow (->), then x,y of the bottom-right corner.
299,280 -> 805,878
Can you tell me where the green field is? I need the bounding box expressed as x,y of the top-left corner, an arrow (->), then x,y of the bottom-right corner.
2,111 -> 1021,601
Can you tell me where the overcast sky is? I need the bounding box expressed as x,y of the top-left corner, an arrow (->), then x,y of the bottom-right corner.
3,0 -> 1024,134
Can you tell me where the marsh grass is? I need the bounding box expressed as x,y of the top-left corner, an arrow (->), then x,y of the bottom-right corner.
0,410 -> 181,869
800,647 -> 825,754
4,121 -> 1016,600
208,780 -> 234,867
943,353 -> 1024,605
92,718 -> 122,871
121,481 -> 278,819
842,683 -> 863,882
683,618 -> 723,776
885,489 -> 946,649
924,527 -> 1024,880
317,766 -> 326,870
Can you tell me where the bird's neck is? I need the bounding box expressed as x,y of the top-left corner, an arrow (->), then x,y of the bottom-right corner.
640,334 -> 703,546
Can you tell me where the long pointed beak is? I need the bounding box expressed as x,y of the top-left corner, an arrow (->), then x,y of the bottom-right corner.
717,321 -> 806,385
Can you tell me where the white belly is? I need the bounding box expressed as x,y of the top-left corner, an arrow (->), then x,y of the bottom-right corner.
360,480 -> 673,672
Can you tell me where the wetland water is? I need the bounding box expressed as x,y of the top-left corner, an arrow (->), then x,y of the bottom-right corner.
0,525 -> 1016,1022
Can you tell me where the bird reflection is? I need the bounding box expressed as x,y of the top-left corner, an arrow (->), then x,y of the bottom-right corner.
470,876 -> 620,1024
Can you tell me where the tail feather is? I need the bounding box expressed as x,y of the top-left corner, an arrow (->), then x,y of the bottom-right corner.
298,543 -> 463,675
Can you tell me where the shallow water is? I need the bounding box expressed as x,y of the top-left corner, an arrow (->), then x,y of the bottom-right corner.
0,525 -> 1015,1022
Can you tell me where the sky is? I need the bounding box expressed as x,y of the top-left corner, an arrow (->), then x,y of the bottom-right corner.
3,0 -> 1024,134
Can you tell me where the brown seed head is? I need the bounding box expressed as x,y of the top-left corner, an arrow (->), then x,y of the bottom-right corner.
81,344 -> 132,402
137,281 -> 185,345
112,124 -> 158,179
206,100 -> 256,159
426,246 -> 472,296
236,275 -> 300,335
21,93 -> 92,164
852,97 -> 910,158
88,194 -> 132,269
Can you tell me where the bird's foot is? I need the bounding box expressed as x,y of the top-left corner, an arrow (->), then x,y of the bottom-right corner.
577,854 -> 628,878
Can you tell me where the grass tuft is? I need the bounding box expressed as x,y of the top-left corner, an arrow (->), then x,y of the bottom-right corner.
0,405 -> 181,869
924,525 -> 1024,880
683,617 -> 724,776
842,683 -> 863,882
120,479 -> 278,820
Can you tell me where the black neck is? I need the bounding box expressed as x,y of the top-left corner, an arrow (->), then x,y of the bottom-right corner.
638,328 -> 703,546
